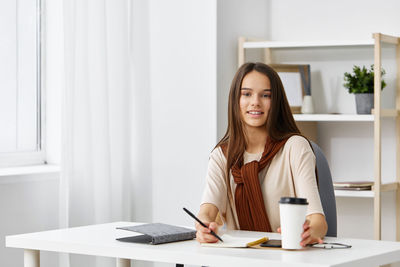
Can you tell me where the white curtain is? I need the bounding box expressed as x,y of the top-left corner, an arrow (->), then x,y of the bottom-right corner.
61,0 -> 133,266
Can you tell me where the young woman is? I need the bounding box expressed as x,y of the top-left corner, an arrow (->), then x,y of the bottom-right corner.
196,62 -> 327,247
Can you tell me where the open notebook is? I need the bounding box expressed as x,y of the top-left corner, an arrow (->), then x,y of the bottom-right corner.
201,234 -> 268,248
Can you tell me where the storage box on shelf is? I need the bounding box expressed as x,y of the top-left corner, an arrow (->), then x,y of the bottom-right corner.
238,33 -> 400,241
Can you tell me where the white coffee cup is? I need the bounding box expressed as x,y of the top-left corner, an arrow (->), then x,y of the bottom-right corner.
279,197 -> 308,250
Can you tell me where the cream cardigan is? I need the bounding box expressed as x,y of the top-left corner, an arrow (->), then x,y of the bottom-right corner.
201,135 -> 324,231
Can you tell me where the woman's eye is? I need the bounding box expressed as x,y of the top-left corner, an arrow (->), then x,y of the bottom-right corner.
242,92 -> 251,97
263,94 -> 271,98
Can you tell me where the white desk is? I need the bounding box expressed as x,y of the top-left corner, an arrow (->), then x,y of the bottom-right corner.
5,222 -> 400,267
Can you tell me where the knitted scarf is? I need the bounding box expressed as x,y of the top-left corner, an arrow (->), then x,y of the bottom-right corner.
228,136 -> 291,232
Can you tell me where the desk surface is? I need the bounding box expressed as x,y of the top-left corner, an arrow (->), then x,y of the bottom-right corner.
6,222 -> 400,267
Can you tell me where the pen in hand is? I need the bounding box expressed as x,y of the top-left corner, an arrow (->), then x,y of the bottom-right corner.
183,207 -> 223,242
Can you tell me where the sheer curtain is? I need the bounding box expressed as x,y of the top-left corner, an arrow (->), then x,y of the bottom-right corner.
61,0 -> 133,266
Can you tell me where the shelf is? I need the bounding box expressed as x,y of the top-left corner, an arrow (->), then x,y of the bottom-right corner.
294,114 -> 374,122
293,110 -> 399,122
334,182 -> 399,198
334,190 -> 374,198
243,40 -> 374,49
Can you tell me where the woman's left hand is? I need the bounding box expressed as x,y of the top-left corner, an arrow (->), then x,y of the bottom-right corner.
299,219 -> 323,247
277,213 -> 327,247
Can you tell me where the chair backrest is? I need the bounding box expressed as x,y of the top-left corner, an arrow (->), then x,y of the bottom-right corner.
311,141 -> 337,237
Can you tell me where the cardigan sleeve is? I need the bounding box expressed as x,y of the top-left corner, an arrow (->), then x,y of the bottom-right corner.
288,136 -> 325,216
200,147 -> 228,214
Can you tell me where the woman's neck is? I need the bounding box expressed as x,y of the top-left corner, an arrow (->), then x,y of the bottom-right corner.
245,126 -> 268,154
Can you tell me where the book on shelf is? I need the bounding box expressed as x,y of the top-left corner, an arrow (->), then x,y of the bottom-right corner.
333,181 -> 374,191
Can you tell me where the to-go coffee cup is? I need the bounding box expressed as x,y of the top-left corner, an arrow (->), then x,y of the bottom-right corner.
279,197 -> 308,250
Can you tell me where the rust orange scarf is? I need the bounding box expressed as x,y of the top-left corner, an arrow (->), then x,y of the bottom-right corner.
230,136 -> 291,232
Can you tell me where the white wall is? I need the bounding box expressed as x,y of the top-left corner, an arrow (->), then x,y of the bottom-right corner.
217,0 -> 271,138
149,0 -> 217,228
269,0 -> 400,41
0,175 -> 59,267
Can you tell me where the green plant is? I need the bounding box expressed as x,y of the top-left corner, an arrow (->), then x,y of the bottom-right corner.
343,65 -> 386,94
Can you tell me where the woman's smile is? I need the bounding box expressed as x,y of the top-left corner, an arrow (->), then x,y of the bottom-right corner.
247,110 -> 264,118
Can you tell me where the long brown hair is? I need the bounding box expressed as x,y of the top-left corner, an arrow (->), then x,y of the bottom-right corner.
216,62 -> 300,177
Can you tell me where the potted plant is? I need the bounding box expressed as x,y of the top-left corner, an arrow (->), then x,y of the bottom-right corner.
343,65 -> 386,114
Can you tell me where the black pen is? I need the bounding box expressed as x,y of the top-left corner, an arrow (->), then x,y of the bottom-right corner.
183,207 -> 223,242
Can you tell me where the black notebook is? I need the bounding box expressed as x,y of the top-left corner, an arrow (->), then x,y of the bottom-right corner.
116,223 -> 196,245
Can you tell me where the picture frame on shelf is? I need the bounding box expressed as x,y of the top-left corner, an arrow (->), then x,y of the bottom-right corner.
270,64 -> 310,114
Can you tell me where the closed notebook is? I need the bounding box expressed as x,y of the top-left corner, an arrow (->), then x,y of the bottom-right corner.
116,223 -> 196,245
201,234 -> 268,248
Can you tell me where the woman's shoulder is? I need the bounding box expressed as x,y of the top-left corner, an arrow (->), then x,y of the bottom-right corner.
208,146 -> 227,172
210,146 -> 227,162
284,135 -> 313,153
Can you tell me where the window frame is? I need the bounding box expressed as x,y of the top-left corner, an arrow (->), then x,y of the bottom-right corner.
0,0 -> 46,168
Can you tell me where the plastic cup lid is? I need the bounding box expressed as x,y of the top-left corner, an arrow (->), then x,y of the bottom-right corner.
279,197 -> 308,205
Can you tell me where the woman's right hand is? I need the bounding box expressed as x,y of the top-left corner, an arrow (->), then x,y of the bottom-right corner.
195,221 -> 220,243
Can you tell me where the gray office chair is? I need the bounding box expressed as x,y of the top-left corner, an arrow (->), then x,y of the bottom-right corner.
311,141 -> 337,237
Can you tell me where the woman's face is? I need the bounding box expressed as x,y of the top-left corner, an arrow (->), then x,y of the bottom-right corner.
239,70 -> 271,129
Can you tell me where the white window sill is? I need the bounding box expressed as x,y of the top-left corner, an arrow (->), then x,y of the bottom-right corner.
0,164 -> 60,177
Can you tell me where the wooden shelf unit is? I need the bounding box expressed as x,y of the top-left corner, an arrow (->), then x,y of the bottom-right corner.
238,33 -> 400,241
